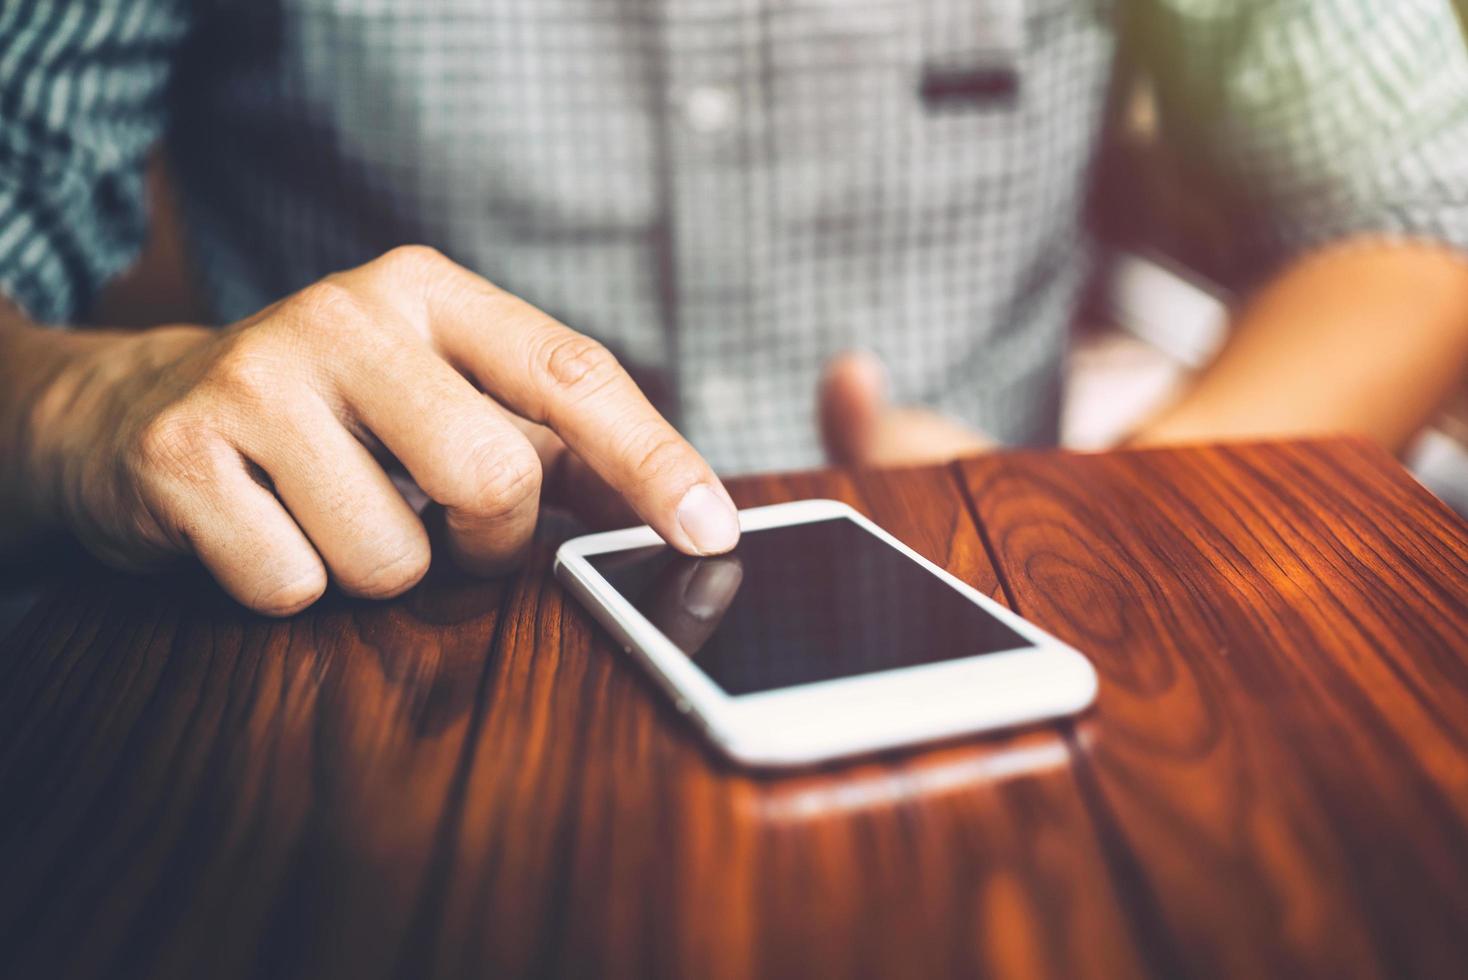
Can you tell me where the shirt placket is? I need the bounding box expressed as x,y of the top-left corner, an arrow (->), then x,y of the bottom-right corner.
658,2 -> 771,470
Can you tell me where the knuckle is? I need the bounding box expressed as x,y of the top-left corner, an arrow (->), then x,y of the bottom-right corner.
346,543 -> 431,599
290,278 -> 368,329
377,244 -> 445,279
533,332 -> 621,404
134,411 -> 219,482
249,570 -> 328,617
460,437 -> 542,518
624,421 -> 694,484
209,345 -> 283,406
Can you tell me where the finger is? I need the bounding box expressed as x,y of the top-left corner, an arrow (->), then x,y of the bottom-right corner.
819,350 -> 888,465
516,421 -> 639,530
368,251 -> 738,556
449,309 -> 738,553
233,394 -> 431,599
150,444 -> 328,616
334,334 -> 542,574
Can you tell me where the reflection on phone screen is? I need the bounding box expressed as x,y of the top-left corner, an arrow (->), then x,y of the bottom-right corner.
588,518 -> 1030,695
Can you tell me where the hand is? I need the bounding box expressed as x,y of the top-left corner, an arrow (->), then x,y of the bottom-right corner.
818,351 -> 994,467
25,246 -> 739,615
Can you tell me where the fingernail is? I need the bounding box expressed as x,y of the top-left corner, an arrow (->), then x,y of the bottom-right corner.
676,484 -> 740,555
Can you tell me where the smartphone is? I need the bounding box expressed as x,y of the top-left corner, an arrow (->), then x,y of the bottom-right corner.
554,499 -> 1097,768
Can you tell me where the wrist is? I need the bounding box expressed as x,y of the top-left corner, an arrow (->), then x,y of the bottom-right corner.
0,321 -> 88,549
8,327 -> 112,529
25,325 -> 213,528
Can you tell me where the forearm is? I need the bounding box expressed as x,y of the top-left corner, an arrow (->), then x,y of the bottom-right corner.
1133,239 -> 1468,452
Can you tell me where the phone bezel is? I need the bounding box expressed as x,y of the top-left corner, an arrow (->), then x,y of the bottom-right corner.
554,499 -> 1097,768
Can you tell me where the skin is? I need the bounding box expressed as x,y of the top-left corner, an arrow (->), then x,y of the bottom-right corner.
1131,240 -> 1468,449
0,246 -> 741,615
3,238 -> 1467,616
821,238 -> 1468,464
819,350 -> 994,467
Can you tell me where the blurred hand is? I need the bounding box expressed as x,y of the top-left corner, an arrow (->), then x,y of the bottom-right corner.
818,351 -> 994,467
26,246 -> 739,615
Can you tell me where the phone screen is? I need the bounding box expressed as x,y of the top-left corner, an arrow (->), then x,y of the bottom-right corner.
586,516 -> 1031,696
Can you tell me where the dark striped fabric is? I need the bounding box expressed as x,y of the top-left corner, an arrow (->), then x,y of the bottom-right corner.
3,0 -> 1467,472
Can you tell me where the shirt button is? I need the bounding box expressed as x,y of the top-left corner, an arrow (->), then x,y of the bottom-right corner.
682,85 -> 738,134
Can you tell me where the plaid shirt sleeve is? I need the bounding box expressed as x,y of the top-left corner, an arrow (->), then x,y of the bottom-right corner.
1137,0 -> 1468,280
0,0 -> 190,324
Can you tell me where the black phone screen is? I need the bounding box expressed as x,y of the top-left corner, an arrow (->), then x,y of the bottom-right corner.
586,516 -> 1031,696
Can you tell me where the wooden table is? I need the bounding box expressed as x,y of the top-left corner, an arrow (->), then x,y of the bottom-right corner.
2,438 -> 1467,979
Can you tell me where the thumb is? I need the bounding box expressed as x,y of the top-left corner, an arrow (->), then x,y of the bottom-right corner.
819,350 -> 889,465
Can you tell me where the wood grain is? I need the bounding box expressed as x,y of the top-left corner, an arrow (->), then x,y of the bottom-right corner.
1,439 -> 1466,979
959,438 -> 1468,978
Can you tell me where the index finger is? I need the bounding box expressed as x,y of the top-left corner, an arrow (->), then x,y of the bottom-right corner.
380,250 -> 739,555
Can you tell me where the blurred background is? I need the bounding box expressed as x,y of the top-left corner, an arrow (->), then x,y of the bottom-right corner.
1080,70 -> 1468,514
89,62 -> 1468,515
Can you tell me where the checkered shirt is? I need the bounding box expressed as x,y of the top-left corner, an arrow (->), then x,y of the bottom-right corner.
3,0 -> 1468,472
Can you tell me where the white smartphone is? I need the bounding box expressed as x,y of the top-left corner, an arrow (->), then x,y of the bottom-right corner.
554,499 -> 1097,769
